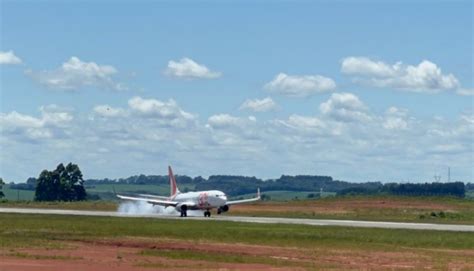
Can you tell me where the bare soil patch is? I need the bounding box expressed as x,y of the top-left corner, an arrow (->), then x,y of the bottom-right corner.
1,237 -> 472,270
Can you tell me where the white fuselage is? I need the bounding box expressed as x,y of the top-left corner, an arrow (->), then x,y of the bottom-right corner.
172,190 -> 228,210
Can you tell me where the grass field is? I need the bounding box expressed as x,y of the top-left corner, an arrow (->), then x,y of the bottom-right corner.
0,213 -> 473,270
2,194 -> 474,225
466,190 -> 474,199
1,185 -> 35,201
229,195 -> 474,225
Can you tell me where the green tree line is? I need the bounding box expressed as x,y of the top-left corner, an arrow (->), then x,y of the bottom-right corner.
5,166 -> 471,200
35,163 -> 87,201
0,177 -> 4,199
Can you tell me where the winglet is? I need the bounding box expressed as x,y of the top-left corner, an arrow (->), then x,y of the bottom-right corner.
257,187 -> 261,199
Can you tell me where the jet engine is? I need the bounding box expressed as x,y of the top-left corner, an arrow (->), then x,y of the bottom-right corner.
217,205 -> 229,214
175,204 -> 187,212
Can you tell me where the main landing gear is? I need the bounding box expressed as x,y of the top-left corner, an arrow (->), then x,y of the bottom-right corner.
180,205 -> 188,217
204,210 -> 211,217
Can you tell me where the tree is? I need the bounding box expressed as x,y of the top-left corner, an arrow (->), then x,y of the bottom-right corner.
0,177 -> 5,198
35,163 -> 87,201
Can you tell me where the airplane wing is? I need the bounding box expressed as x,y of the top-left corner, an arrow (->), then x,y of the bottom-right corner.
226,188 -> 261,205
137,194 -> 170,200
117,194 -> 179,207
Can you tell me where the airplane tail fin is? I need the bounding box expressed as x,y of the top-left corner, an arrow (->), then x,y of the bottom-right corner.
168,166 -> 180,198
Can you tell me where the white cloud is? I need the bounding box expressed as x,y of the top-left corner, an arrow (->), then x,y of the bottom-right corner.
207,114 -> 240,128
0,50 -> 22,65
27,56 -> 125,91
341,57 -> 397,77
274,114 -> 328,134
456,88 -> 474,96
205,114 -> 261,149
207,114 -> 256,129
341,57 -> 459,92
90,97 -> 197,130
239,97 -> 277,112
461,113 -> 474,125
319,92 -> 370,122
383,118 -> 408,130
383,107 -> 409,130
0,105 -> 73,141
0,112 -> 43,130
129,97 -> 194,120
286,115 -> 325,129
2,96 -> 473,183
127,97 -> 196,128
93,105 -> 127,118
164,57 -> 221,79
264,73 -> 336,97
40,105 -> 74,127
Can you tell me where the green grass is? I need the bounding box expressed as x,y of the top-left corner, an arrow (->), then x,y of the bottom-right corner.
0,213 -> 473,251
466,190 -> 474,199
2,194 -> 474,224
231,195 -> 474,224
0,200 -> 117,211
140,249 -> 309,268
1,185 -> 35,201
6,251 -> 82,260
1,213 -> 472,270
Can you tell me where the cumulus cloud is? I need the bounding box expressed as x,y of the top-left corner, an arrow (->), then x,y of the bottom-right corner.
2,95 -> 473,182
91,97 -> 197,129
0,105 -> 73,141
128,96 -> 195,123
319,92 -> 371,122
272,114 -> 334,137
205,114 -> 261,149
27,56 -> 126,91
207,114 -> 241,128
164,57 -> 221,79
341,57 -> 398,77
0,50 -> 22,65
207,114 -> 256,129
382,107 -> 409,130
341,57 -> 459,92
93,105 -> 127,118
239,97 -> 277,112
264,73 -> 336,97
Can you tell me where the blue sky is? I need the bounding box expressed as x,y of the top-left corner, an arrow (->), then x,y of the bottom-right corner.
1,0 -> 473,182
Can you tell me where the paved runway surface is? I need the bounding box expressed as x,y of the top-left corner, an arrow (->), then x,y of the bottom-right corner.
1,207 -> 473,232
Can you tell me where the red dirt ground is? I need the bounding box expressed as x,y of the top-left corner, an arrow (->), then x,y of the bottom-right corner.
1,238 -> 473,270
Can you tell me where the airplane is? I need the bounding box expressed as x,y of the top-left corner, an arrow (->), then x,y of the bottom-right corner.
117,166 -> 261,217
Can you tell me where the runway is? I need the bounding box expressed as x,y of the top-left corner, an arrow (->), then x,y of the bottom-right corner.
1,207 -> 473,232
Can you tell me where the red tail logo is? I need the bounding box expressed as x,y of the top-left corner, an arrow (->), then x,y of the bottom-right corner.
168,166 -> 180,197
